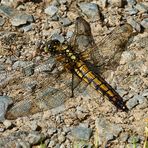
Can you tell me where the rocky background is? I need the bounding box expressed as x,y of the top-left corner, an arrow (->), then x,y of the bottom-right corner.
0,0 -> 148,148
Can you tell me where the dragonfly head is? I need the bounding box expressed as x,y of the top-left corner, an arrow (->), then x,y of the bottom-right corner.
45,39 -> 61,55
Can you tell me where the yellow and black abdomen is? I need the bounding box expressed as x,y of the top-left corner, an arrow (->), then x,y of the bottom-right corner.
75,60 -> 128,111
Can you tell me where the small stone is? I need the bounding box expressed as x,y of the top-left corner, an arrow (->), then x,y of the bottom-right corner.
47,128 -> 57,137
78,2 -> 100,20
21,24 -> 33,32
29,121 -> 41,131
120,51 -> 136,64
141,89 -> 148,97
109,0 -> 124,7
72,126 -> 92,141
48,140 -> 56,147
0,96 -> 13,121
58,134 -> 66,143
95,117 -> 123,145
128,136 -> 140,143
10,13 -> 34,27
0,128 -> 5,132
127,0 -> 137,6
1,0 -> 15,7
44,5 -> 58,17
59,17 -> 72,27
3,120 -> 12,129
35,58 -> 55,73
125,7 -> 138,15
135,2 -> 148,13
15,141 -> 30,148
51,33 -> 65,43
120,132 -> 129,142
28,132 -> 45,145
126,95 -> 139,109
0,5 -> 15,17
0,17 -> 5,26
127,18 -> 141,32
141,18 -> 148,29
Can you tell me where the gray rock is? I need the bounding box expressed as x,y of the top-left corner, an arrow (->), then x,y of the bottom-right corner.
48,140 -> 56,147
126,95 -> 139,109
125,7 -> 138,15
120,51 -> 136,65
72,126 -> 92,141
15,141 -> 30,148
44,5 -> 58,17
141,18 -> 148,29
135,3 -> 148,13
13,61 -> 33,70
141,89 -> 148,97
127,0 -> 137,6
0,128 -> 4,132
58,134 -> 66,143
95,117 -> 123,145
59,17 -> 72,27
51,33 -> 65,43
10,13 -> 34,27
127,18 -> 141,32
0,17 -> 5,26
78,2 -> 100,20
21,24 -> 33,32
3,120 -> 12,129
120,132 -> 129,142
47,128 -> 57,137
1,0 -> 15,7
28,132 -> 45,145
0,5 -> 16,17
128,136 -> 140,143
109,0 -> 124,7
35,58 -> 55,73
0,96 -> 13,122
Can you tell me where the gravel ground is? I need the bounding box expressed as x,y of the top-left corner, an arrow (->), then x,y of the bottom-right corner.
0,0 -> 148,148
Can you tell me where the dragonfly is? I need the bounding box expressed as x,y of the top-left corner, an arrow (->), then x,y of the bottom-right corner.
3,17 -> 133,119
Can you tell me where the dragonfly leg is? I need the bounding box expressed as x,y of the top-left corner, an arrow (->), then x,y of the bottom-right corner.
71,72 -> 74,97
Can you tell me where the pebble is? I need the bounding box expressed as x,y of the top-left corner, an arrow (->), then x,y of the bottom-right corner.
48,140 -> 56,147
34,58 -> 55,73
127,0 -> 137,6
1,0 -> 15,7
127,18 -> 141,32
128,136 -> 140,143
126,95 -> 139,109
120,51 -> 136,65
59,17 -> 72,27
95,117 -> 123,144
72,126 -> 92,141
78,2 -> 100,20
44,5 -> 58,17
51,33 -> 65,43
0,96 -> 13,122
47,128 -> 57,137
10,13 -> 34,26
0,5 -> 16,17
21,24 -> 33,32
141,18 -> 148,29
58,134 -> 66,143
109,0 -> 124,8
120,132 -> 129,142
3,120 -> 12,129
28,132 -> 45,145
135,2 -> 148,13
125,7 -> 138,15
15,141 -> 30,148
0,17 -> 5,26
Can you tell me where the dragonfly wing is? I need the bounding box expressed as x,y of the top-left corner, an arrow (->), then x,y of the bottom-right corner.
92,23 -> 133,72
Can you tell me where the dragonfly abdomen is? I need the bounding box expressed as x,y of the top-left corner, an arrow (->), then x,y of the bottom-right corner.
75,60 -> 128,111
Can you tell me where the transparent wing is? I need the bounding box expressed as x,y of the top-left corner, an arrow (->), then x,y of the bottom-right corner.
70,17 -> 133,73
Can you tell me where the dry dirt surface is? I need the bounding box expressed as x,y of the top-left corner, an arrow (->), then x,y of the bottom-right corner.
0,0 -> 148,148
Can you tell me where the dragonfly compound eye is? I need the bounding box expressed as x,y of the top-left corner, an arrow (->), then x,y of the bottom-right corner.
45,40 -> 60,54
